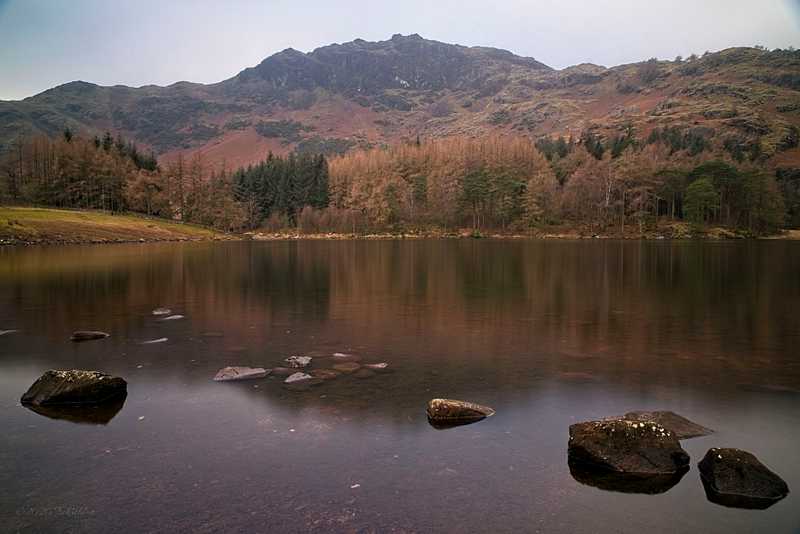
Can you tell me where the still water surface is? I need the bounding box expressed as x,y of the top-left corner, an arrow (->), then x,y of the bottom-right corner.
1,240 -> 799,533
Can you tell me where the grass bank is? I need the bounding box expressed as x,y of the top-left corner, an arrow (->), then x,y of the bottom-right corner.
0,207 -> 232,245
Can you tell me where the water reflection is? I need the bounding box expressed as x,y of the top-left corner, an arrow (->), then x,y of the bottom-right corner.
568,458 -> 688,494
23,393 -> 127,425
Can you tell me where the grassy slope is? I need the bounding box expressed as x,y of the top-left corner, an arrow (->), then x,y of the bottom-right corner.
0,207 -> 228,244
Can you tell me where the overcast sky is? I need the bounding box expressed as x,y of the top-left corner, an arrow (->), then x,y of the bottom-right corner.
1,0 -> 799,100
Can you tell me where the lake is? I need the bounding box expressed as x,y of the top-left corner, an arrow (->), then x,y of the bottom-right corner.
1,239 -> 799,533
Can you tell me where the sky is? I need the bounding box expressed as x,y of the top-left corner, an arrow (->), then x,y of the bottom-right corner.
1,0 -> 799,101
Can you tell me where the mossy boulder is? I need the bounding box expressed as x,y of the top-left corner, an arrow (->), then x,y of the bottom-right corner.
21,370 -> 127,406
568,419 -> 690,475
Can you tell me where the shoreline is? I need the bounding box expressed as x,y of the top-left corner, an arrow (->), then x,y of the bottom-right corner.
3,230 -> 800,247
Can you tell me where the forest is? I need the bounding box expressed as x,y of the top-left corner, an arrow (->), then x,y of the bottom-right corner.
1,128 -> 797,236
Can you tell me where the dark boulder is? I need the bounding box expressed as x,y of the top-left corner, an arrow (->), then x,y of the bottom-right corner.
70,331 -> 110,342
21,370 -> 127,406
568,419 -> 690,475
620,411 -> 713,439
426,398 -> 495,429
698,448 -> 789,509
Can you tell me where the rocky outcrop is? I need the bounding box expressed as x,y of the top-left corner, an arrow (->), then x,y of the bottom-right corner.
426,398 -> 495,428
568,419 -> 690,475
285,356 -> 312,369
70,331 -> 109,342
21,370 -> 127,405
698,448 -> 789,509
213,366 -> 270,382
618,411 -> 713,439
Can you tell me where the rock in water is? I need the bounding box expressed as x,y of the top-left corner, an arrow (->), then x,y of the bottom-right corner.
0,329 -> 19,336
568,419 -> 690,475
21,370 -> 127,405
141,337 -> 168,345
160,315 -> 184,321
698,448 -> 789,509
363,362 -> 389,370
621,411 -> 713,439
284,372 -> 314,384
426,398 -> 495,428
285,356 -> 312,369
332,362 -> 361,373
70,331 -> 110,342
213,366 -> 270,382
331,352 -> 362,363
152,308 -> 172,316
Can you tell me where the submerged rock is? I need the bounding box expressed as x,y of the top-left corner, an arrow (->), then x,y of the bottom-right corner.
141,337 -> 168,345
331,352 -> 362,363
0,329 -> 19,336
213,366 -> 270,382
70,331 -> 110,342
21,370 -> 127,406
568,419 -> 690,475
152,308 -> 172,316
284,372 -> 314,384
426,398 -> 495,428
310,369 -> 341,380
159,314 -> 184,321
24,394 -> 127,425
354,369 -> 375,379
698,448 -> 789,509
285,356 -> 312,369
332,362 -> 361,373
619,411 -> 713,440
568,457 -> 687,494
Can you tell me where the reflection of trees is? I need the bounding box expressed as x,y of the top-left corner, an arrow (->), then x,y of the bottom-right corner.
2,240 -> 798,394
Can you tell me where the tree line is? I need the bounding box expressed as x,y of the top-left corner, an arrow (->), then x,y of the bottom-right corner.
1,129 -> 797,236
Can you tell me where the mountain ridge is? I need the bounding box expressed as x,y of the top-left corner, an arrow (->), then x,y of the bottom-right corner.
1,34 -> 799,170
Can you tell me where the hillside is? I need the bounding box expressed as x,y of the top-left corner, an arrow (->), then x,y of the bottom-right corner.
0,207 -> 230,245
1,34 -> 799,170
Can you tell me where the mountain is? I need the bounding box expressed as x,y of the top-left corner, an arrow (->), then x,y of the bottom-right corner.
1,34 -> 799,169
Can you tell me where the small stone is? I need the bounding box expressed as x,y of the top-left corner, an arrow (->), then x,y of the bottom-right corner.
152,308 -> 172,316
426,398 -> 495,428
159,315 -> 184,321
284,372 -> 313,384
331,352 -> 362,363
363,362 -> 389,370
141,338 -> 168,345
